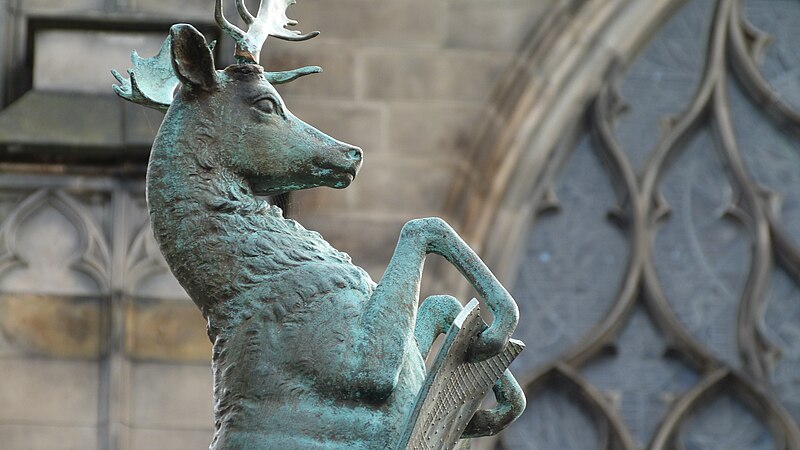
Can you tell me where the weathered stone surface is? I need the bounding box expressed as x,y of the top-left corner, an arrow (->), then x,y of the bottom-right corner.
129,428 -> 213,450
362,50 -> 512,101
0,424 -> 98,450
0,91 -> 120,148
295,157 -> 455,217
125,297 -> 211,362
130,0 -> 213,19
129,363 -> 213,429
0,358 -> 98,424
263,42 -> 357,99
388,103 -> 481,159
287,99 -> 384,154
17,0 -> 103,14
124,103 -> 169,148
446,0 -> 548,51
291,0 -> 445,46
34,30 -> 165,94
356,157 -> 457,213
0,294 -> 103,358
0,195 -> 107,295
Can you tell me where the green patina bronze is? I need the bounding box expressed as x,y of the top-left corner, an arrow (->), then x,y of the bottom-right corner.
112,1 -> 525,448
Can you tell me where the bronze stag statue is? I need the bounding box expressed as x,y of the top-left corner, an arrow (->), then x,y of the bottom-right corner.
112,1 -> 525,448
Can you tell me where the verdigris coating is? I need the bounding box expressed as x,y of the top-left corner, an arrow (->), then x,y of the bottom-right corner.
112,1 -> 526,448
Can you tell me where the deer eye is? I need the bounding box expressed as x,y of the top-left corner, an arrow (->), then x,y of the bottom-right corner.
253,97 -> 278,115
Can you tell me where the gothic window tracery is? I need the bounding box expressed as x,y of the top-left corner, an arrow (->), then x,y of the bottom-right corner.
502,0 -> 800,448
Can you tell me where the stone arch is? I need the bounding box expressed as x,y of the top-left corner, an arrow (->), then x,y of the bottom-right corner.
0,188 -> 110,295
464,0 -> 800,448
446,0 -> 686,283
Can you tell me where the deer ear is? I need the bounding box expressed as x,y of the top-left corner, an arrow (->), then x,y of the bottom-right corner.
170,24 -> 216,91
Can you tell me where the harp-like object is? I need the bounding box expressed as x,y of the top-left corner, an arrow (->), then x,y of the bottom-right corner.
399,299 -> 525,450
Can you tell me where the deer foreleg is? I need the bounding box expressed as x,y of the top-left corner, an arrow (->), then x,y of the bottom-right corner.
414,295 -> 463,360
462,370 -> 526,438
401,218 -> 519,361
356,218 -> 518,397
349,221 -> 433,398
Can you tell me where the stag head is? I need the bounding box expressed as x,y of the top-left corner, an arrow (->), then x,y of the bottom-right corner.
112,0 -> 362,195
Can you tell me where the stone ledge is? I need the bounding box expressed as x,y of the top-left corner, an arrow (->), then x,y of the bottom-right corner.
0,294 -> 104,358
125,297 -> 211,363
0,91 -> 157,164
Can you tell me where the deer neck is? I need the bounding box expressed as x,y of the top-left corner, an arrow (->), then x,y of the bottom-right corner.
146,108 -> 285,312
146,107 -> 362,321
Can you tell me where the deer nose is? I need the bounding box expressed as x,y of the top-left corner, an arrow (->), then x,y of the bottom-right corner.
344,146 -> 363,163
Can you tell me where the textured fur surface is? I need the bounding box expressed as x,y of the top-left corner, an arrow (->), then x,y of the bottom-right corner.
143,24 -> 523,449
147,69 -> 425,449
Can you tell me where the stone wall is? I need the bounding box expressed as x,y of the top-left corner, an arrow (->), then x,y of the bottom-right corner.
266,0 -> 549,280
0,0 -> 548,448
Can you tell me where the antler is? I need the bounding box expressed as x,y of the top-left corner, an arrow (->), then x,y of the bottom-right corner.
216,0 -> 319,64
111,36 -> 180,112
113,2 -> 321,111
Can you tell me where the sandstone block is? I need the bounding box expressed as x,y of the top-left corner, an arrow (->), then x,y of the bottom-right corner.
295,155 -> 456,219
130,0 -> 213,19
362,50 -> 512,102
125,297 -> 211,363
18,0 -> 103,14
34,30 -> 165,94
290,0 -> 444,46
446,0 -> 548,51
355,157 -> 456,214
0,294 -> 103,358
263,42 -> 357,99
0,358 -> 99,424
129,428 -> 212,450
388,103 -> 482,160
129,362 -> 213,429
0,91 -> 121,148
287,99 -> 384,154
294,157 -> 455,218
0,424 -> 97,450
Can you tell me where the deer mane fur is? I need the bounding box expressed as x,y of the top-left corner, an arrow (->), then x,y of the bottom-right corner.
147,93 -> 374,342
